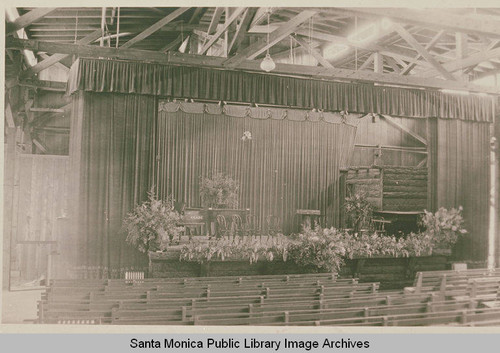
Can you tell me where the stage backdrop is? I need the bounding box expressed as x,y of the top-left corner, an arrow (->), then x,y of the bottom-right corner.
154,102 -> 358,233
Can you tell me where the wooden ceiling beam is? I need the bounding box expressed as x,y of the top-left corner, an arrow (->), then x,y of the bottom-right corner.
401,30 -> 446,75
7,8 -> 57,34
121,7 -> 191,48
394,23 -> 456,81
224,10 -> 317,67
228,8 -> 257,55
23,29 -> 102,77
8,37 -> 500,94
208,8 -> 224,35
341,8 -> 500,38
358,53 -> 374,71
199,7 -> 246,55
291,35 -> 334,69
250,7 -> 272,28
384,55 -> 401,74
421,47 -> 500,77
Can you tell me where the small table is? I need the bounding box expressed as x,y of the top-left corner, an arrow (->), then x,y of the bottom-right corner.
296,209 -> 323,229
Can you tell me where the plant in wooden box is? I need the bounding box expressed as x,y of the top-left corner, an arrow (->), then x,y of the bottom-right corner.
123,187 -> 184,253
344,191 -> 373,233
200,173 -> 239,209
419,206 -> 467,255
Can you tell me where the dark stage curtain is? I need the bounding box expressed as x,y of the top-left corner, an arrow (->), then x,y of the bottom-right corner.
154,108 -> 357,233
429,118 -> 491,261
67,58 -> 495,122
71,92 -> 157,276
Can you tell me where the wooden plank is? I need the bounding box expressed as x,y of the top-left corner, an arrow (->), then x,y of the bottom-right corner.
385,56 -> 401,74
33,139 -> 48,154
208,8 -> 224,35
291,35 -> 334,69
380,115 -> 428,146
228,8 -> 257,55
8,38 -> 500,94
394,24 -> 456,81
121,8 -> 191,49
224,10 -> 317,66
374,52 -> 383,73
7,8 -> 57,34
5,103 -> 15,128
18,78 -> 66,92
199,8 -> 246,55
401,30 -> 446,75
30,107 -> 65,113
359,53 -> 374,71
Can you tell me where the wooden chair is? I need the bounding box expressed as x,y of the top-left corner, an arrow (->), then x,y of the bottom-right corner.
215,215 -> 230,238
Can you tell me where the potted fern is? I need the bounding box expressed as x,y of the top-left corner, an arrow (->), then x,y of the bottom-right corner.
123,187 -> 184,253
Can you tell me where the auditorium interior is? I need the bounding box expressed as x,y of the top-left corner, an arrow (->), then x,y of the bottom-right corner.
3,6 -> 500,326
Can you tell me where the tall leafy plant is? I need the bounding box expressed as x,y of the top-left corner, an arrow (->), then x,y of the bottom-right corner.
344,191 -> 373,233
123,187 -> 184,253
200,173 -> 239,208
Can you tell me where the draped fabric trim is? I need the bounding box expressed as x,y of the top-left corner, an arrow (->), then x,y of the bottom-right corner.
68,58 -> 495,122
158,101 -> 360,126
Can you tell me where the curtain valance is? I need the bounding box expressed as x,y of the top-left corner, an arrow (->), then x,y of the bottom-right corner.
68,57 -> 495,122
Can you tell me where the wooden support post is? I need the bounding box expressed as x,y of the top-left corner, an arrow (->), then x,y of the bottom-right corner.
374,52 -> 383,73
489,123 -> 497,270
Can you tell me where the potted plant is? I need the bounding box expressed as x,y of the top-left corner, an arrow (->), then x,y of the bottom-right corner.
122,187 -> 185,253
419,206 -> 468,255
200,173 -> 239,209
344,191 -> 374,233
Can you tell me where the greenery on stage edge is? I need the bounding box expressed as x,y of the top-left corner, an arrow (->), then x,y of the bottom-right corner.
123,187 -> 184,253
179,207 -> 467,272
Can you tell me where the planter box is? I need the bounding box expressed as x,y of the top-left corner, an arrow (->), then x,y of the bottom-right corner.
148,251 -> 449,289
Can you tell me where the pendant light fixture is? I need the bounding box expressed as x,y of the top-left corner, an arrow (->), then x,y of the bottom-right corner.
260,10 -> 276,72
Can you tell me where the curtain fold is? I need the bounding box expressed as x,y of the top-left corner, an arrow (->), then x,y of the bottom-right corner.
75,92 -> 157,275
154,110 -> 357,233
67,58 -> 495,122
429,118 -> 490,261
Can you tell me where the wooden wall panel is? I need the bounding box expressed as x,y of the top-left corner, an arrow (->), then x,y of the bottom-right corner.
9,154 -> 70,285
351,115 -> 427,167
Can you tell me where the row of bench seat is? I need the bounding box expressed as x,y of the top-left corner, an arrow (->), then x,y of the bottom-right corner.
38,269 -> 500,326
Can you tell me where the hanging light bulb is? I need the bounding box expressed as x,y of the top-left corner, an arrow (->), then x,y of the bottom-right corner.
260,10 -> 275,72
260,53 -> 276,72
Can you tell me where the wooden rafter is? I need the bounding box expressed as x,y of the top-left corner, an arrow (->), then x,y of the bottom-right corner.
374,52 -> 383,73
294,28 -> 432,69
7,8 -> 57,34
344,8 -> 500,38
228,8 -> 257,55
394,23 -> 456,81
23,29 -> 102,76
8,37 -> 500,94
199,7 -> 246,55
401,30 -> 446,75
358,53 -> 374,71
421,47 -> 500,77
385,55 -> 401,73
208,8 -> 224,35
224,10 -> 317,67
121,8 -> 191,48
380,114 -> 428,146
250,7 -> 272,28
291,35 -> 334,69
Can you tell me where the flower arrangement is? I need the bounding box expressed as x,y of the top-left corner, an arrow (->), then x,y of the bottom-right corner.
200,173 -> 239,209
419,206 -> 467,249
122,187 -> 184,253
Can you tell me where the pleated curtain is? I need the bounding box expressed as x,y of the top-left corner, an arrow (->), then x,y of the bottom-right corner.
73,92 -> 157,275
429,118 -> 491,260
154,109 -> 357,233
